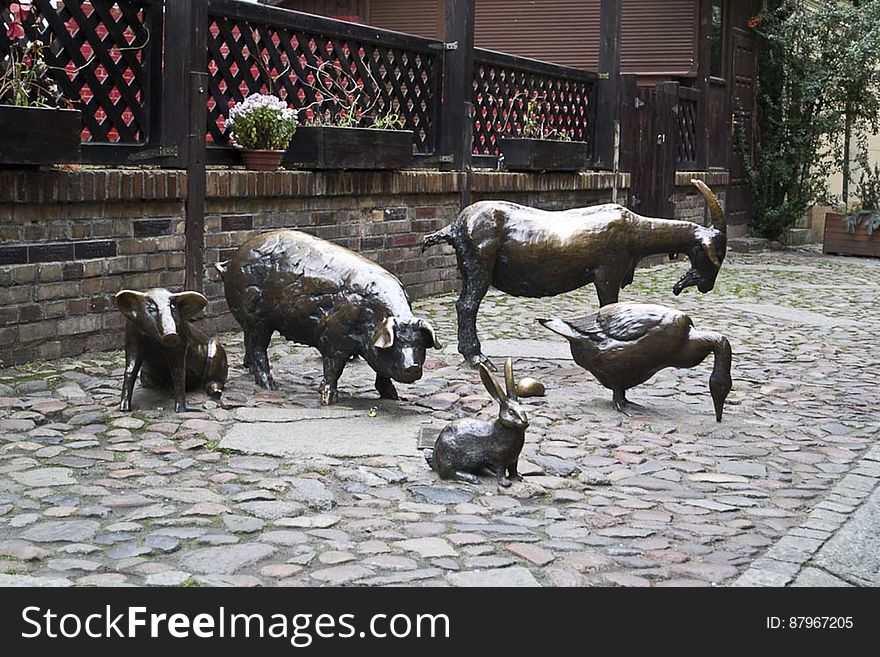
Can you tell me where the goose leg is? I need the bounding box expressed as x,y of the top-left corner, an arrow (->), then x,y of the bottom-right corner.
613,389 -> 646,414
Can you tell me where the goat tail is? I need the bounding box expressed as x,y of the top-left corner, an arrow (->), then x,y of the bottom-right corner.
421,224 -> 455,253
214,260 -> 229,279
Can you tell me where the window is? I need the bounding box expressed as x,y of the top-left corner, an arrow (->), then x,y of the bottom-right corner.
709,0 -> 724,77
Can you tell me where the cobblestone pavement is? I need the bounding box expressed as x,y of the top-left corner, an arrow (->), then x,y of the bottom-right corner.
1,247 -> 878,587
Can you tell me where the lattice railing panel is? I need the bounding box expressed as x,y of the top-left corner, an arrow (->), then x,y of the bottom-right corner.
206,12 -> 439,153
677,93 -> 699,168
472,55 -> 595,156
0,0 -> 159,143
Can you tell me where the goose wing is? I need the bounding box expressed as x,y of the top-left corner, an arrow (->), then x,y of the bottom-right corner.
593,303 -> 687,343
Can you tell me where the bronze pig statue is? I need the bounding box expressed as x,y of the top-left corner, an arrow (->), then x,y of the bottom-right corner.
115,288 -> 228,413
422,179 -> 726,366
216,229 -> 443,405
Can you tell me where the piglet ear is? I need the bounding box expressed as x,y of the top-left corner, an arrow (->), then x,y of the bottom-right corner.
418,319 -> 443,349
171,291 -> 208,320
371,317 -> 396,349
115,290 -> 145,323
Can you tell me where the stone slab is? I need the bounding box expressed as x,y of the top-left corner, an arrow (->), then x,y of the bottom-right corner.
481,339 -> 573,361
811,484 -> 880,586
729,303 -> 858,329
220,409 -> 428,458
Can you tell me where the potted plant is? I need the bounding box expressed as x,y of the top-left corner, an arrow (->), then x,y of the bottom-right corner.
285,61 -> 413,170
497,93 -> 589,172
823,160 -> 880,258
0,2 -> 81,166
226,93 -> 298,171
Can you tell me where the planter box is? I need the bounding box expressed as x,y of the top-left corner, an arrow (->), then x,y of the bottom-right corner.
823,212 -> 880,258
285,126 -> 414,170
499,137 -> 590,172
0,106 -> 81,166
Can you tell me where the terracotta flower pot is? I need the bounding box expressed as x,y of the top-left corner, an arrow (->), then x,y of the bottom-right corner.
240,149 -> 284,171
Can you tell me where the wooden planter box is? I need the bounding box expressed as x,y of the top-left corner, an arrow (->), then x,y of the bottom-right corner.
823,212 -> 880,258
499,137 -> 590,171
285,126 -> 414,170
0,105 -> 81,166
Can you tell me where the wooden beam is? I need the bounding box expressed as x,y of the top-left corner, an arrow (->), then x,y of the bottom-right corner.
185,72 -> 209,294
440,0 -> 475,188
160,0 -> 208,169
594,0 -> 622,169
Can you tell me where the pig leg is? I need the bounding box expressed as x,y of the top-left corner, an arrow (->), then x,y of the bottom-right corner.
247,325 -> 276,390
119,346 -> 143,412
375,374 -> 399,400
319,351 -> 349,405
167,346 -> 190,413
593,265 -> 623,307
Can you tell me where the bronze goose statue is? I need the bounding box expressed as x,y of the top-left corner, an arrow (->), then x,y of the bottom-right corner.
538,302 -> 732,421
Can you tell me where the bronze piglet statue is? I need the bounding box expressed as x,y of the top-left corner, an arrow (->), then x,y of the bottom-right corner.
115,288 -> 228,413
422,179 -> 726,367
217,229 -> 442,405
539,302 -> 732,421
424,358 -> 528,487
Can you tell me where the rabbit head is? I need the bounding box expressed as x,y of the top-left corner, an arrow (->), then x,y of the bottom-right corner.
480,357 -> 529,430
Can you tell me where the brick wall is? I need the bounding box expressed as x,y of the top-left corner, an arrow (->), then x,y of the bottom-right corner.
0,168 -> 725,367
673,171 -> 730,226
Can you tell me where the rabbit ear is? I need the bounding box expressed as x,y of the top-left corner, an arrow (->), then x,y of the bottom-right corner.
504,357 -> 518,401
479,363 -> 507,407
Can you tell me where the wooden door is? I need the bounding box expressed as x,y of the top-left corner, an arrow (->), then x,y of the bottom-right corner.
629,82 -> 678,218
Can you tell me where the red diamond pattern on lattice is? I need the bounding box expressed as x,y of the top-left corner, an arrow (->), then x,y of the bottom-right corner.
0,0 -> 155,143
206,14 -> 438,152
677,96 -> 698,168
472,61 -> 593,156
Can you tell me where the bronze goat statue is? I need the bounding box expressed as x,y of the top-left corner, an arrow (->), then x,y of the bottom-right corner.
422,179 -> 726,366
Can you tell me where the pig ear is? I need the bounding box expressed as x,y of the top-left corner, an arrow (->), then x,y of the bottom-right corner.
115,290 -> 145,323
172,291 -> 208,320
418,319 -> 443,350
371,317 -> 396,349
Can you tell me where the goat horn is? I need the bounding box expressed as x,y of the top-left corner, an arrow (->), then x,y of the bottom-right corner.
691,179 -> 726,234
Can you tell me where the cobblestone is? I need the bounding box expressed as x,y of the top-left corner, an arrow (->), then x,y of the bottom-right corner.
0,249 -> 878,586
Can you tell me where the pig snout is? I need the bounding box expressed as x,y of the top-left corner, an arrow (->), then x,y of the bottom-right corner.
157,306 -> 181,347
395,347 -> 423,382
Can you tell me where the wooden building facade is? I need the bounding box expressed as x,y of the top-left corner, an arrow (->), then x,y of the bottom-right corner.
268,0 -> 763,229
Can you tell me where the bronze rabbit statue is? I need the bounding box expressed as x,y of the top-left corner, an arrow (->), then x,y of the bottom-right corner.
424,357 -> 529,487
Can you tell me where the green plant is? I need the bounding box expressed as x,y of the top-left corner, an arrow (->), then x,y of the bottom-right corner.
520,94 -> 572,141
226,93 -> 298,150
0,3 -> 62,106
742,0 -> 880,240
299,61 -> 405,130
844,156 -> 880,234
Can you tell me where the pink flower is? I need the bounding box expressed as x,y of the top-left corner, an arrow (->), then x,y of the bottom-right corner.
6,16 -> 25,41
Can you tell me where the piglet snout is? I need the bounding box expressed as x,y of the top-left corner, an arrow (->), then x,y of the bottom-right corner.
160,332 -> 182,348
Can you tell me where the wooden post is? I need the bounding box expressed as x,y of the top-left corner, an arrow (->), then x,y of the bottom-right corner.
617,73 -> 639,204
594,0 -> 621,169
695,0 -> 711,171
160,0 -> 209,291
185,72 -> 209,293
440,0 -> 475,206
160,0 -> 209,169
